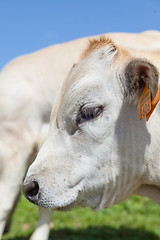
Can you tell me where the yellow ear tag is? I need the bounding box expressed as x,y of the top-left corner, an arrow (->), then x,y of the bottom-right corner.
139,84 -> 151,120
139,84 -> 160,121
146,86 -> 160,121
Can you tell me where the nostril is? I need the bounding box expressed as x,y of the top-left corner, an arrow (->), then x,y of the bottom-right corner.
24,181 -> 39,203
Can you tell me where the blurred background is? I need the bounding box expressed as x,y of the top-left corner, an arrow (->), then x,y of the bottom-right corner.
0,0 -> 160,70
1,1 -> 160,240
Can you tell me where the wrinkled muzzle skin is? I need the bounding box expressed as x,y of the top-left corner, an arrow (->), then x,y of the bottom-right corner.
24,39 -> 160,211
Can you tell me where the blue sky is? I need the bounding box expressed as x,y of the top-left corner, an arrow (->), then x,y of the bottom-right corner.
0,0 -> 160,70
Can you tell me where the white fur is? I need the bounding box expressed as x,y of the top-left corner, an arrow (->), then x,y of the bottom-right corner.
2,30 -> 160,240
25,31 -> 160,232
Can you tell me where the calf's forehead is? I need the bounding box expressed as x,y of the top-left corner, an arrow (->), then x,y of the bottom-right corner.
51,43 -> 123,124
60,41 -> 118,95
63,54 -> 118,97
59,71 -> 118,117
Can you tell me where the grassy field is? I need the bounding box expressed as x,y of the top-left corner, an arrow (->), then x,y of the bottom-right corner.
2,194 -> 160,240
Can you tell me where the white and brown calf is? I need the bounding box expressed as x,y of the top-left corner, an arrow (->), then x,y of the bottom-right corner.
24,31 -> 160,238
1,30 -> 160,240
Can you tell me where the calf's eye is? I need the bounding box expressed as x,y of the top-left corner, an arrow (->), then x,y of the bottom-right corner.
76,106 -> 103,125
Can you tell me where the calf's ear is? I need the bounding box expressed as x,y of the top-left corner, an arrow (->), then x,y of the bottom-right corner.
124,59 -> 159,102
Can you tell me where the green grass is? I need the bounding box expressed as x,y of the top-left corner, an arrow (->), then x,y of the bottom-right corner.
2,194 -> 160,240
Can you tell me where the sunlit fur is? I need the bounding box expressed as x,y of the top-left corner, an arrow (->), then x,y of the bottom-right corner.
25,33 -> 160,217
80,36 -> 116,60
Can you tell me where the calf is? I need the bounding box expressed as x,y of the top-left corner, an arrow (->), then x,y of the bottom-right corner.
1,30 -> 160,240
24,31 -> 160,239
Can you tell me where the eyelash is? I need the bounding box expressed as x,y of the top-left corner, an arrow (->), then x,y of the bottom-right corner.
76,106 -> 104,125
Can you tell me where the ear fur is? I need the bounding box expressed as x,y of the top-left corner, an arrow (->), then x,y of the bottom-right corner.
124,59 -> 159,102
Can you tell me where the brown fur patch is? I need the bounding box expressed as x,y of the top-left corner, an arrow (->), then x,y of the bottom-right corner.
81,36 -> 116,59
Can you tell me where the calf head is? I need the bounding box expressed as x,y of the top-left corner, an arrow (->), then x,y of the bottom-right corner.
24,37 -> 160,211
